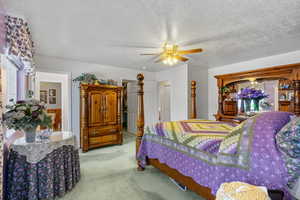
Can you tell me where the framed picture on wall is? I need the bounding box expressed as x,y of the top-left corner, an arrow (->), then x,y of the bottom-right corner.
49,89 -> 56,97
49,96 -> 56,104
40,90 -> 47,103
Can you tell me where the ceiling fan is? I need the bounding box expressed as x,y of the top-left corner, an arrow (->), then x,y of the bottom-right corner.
140,42 -> 203,66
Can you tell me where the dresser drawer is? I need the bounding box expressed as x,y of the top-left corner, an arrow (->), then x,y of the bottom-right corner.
89,125 -> 119,137
89,134 -> 118,145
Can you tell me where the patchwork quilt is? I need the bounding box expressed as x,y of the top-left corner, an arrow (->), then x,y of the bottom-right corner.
142,118 -> 256,169
137,112 -> 293,197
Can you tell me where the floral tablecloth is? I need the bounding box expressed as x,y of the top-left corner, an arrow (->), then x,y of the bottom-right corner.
5,132 -> 80,200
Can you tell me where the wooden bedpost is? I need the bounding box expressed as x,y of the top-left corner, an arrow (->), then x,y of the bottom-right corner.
294,80 -> 300,115
136,73 -> 145,171
190,80 -> 197,119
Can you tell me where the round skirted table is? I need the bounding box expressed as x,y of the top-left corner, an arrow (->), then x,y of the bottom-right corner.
5,131 -> 80,200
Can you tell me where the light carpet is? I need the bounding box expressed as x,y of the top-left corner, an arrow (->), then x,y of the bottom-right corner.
61,132 -> 204,200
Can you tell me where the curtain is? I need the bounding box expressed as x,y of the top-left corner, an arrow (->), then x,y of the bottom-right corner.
0,1 -> 5,199
0,68 -> 3,200
5,15 -> 35,100
5,15 -> 35,73
0,0 -> 5,54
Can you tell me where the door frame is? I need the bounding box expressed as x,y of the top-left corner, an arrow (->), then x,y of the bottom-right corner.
158,81 -> 171,122
35,71 -> 72,131
121,79 -> 137,134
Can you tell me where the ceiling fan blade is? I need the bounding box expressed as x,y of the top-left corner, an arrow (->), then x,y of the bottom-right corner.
178,48 -> 203,55
175,56 -> 189,62
155,57 -> 164,63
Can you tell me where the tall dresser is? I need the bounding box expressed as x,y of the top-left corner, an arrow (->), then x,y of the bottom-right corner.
80,84 -> 122,152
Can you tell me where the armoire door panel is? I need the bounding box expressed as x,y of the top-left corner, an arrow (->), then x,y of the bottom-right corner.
103,91 -> 117,124
89,92 -> 104,125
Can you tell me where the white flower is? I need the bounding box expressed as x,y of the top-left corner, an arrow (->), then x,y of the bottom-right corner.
16,106 -> 27,111
14,111 -> 25,120
30,106 -> 39,112
38,114 -> 44,121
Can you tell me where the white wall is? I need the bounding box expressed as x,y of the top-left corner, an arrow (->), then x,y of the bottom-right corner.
156,64 -> 189,121
35,55 -> 157,141
1,56 -> 17,104
188,65 -> 208,119
208,50 -> 300,119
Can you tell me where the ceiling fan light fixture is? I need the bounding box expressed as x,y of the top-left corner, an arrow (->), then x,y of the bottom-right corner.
140,42 -> 203,66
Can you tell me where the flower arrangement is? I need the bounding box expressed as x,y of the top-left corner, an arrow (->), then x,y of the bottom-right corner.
237,88 -> 269,112
73,73 -> 98,84
237,88 -> 269,100
2,99 -> 52,142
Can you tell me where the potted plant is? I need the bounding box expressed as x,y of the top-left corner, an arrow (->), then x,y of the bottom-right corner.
2,99 -> 52,143
73,73 -> 98,84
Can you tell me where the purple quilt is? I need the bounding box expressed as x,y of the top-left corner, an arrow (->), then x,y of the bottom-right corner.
137,112 -> 293,199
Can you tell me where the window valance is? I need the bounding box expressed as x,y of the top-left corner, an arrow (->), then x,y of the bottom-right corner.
5,16 -> 35,73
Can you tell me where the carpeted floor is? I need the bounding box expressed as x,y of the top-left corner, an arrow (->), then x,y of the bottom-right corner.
61,132 -> 204,200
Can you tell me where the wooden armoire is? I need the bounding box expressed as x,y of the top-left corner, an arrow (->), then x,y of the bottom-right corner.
80,84 -> 122,152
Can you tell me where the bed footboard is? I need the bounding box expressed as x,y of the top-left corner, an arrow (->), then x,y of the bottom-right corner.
135,73 -> 197,170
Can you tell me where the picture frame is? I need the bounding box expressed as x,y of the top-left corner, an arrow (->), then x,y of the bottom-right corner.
49,89 -> 56,97
49,96 -> 56,104
40,90 -> 48,103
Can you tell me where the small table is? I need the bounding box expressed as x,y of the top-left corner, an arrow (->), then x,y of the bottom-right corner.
5,132 -> 80,200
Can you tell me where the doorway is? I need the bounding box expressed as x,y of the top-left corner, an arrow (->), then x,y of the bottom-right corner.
121,80 -> 138,134
35,71 -> 71,131
39,82 -> 62,131
158,81 -> 171,122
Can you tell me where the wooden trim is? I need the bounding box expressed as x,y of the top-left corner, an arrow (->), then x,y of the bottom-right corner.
190,80 -> 197,119
149,158 -> 215,200
294,80 -> 300,115
117,89 -> 123,144
214,62 -> 300,79
136,73 -> 145,171
46,108 -> 62,131
80,83 -> 122,89
80,85 -> 89,152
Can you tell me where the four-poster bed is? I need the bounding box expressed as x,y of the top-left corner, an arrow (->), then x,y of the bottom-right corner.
136,74 -> 215,199
135,64 -> 300,199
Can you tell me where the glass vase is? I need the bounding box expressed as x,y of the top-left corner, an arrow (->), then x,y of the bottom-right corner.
245,99 -> 252,113
253,99 -> 260,112
240,99 -> 245,113
23,127 -> 37,143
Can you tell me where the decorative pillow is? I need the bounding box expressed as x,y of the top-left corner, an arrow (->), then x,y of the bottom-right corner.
276,117 -> 300,189
216,182 -> 270,200
276,117 -> 300,158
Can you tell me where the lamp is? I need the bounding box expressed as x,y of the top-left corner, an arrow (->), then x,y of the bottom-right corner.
163,55 -> 178,66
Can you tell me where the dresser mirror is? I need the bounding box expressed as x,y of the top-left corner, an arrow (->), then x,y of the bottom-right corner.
222,78 -> 294,116
214,63 -> 300,123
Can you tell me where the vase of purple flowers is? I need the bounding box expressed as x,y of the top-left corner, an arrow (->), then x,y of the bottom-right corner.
238,88 -> 269,112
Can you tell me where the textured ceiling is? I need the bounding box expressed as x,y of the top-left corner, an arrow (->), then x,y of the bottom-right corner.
4,0 -> 300,71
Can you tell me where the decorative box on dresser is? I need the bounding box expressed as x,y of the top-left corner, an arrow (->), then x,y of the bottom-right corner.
80,84 -> 122,152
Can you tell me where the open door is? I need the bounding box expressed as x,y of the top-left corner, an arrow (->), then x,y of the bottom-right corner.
127,81 -> 138,134
125,79 -> 158,134
158,81 -> 171,122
